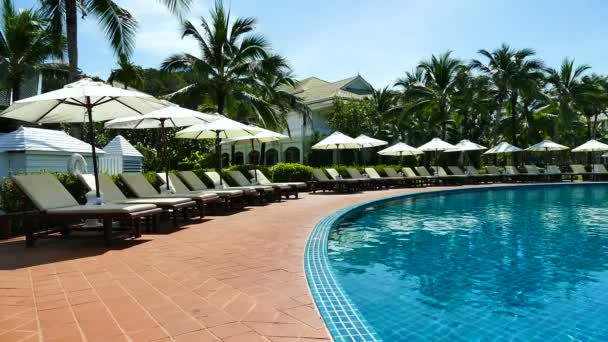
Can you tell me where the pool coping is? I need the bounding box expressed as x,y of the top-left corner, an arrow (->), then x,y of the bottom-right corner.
304,182 -> 608,341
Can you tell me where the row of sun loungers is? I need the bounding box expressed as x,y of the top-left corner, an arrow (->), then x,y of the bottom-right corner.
309,164 -> 608,192
10,170 -> 306,246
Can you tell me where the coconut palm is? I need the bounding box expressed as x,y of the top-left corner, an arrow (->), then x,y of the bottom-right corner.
0,0 -> 64,101
471,44 -> 545,146
160,0 -> 292,129
404,51 -> 464,139
578,74 -> 608,140
40,0 -> 191,81
108,53 -> 144,90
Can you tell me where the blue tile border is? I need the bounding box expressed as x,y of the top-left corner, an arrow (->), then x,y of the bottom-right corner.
304,182 -> 608,342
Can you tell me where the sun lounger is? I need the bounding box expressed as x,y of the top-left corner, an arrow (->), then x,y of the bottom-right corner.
592,164 -> 608,181
545,165 -> 576,182
226,170 -> 288,200
503,166 -> 532,183
326,168 -> 365,189
382,167 -> 423,187
158,172 -> 244,209
79,174 -> 196,228
346,168 -> 383,190
11,174 -> 162,246
310,169 -> 358,193
178,171 -> 247,205
204,171 -> 274,203
249,169 -> 305,198
401,167 -> 432,186
432,166 -> 468,185
524,165 -> 553,182
415,166 -> 459,185
365,168 -> 407,187
120,173 -> 219,218
464,166 -> 497,183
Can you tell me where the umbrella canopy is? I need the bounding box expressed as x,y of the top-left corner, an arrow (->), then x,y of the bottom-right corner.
176,117 -> 263,184
220,126 -> 288,145
417,137 -> 456,152
526,140 -> 569,152
571,139 -> 608,152
354,134 -> 388,148
104,103 -> 219,191
445,139 -> 487,152
603,153 -> 608,158
103,101 -> 219,129
312,131 -> 361,150
484,142 -> 523,154
378,142 -> 424,156
0,78 -> 167,198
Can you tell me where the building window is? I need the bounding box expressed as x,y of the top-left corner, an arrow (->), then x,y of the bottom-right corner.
234,152 -> 244,165
266,149 -> 279,166
284,147 -> 300,163
249,150 -> 260,164
221,153 -> 230,167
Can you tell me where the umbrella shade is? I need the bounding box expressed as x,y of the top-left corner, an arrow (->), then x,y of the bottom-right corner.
571,139 -> 608,152
0,78 -> 167,198
104,103 -> 219,191
104,102 -> 219,129
444,139 -> 487,152
526,140 -> 569,152
355,134 -> 388,148
378,142 -> 424,156
484,142 -> 523,154
220,127 -> 288,145
312,131 -> 361,150
176,117 -> 263,184
417,137 -> 456,151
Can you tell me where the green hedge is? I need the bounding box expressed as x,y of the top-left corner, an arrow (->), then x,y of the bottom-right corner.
269,163 -> 313,182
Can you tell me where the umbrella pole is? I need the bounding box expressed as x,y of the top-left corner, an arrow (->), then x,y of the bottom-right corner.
215,131 -> 222,185
85,96 -> 101,199
399,151 -> 403,166
160,119 -> 170,191
251,139 -> 257,183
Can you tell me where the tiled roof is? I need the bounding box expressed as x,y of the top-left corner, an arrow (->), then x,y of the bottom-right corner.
0,126 -> 105,154
103,135 -> 143,157
283,75 -> 374,104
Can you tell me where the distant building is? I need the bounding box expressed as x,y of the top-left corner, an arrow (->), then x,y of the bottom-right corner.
221,75 -> 374,165
103,135 -> 144,173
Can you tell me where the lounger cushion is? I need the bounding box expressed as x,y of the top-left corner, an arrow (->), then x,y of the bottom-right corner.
312,169 -> 332,181
12,174 -> 80,211
46,203 -> 156,215
160,173 -> 242,198
250,170 -> 306,188
384,168 -> 401,177
178,171 -> 209,191
79,174 -> 128,202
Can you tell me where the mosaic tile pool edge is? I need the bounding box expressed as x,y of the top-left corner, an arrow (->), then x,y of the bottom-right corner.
304,183 -> 608,342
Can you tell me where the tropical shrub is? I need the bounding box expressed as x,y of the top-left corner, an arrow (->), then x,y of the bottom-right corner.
270,163 -> 313,182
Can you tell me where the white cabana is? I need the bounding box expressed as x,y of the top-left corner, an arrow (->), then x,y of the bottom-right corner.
0,78 -> 167,198
176,117 -> 263,184
526,140 -> 569,152
571,139 -> 608,152
354,134 -> 388,148
484,142 -> 523,154
105,103 -> 218,191
312,131 -> 361,165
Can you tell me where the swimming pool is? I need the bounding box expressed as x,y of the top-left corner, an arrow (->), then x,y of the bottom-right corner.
307,184 -> 608,341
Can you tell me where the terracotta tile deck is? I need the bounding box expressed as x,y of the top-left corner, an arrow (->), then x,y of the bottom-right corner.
0,187 -> 466,341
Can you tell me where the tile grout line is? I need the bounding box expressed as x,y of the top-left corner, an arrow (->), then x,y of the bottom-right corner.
28,268 -> 43,342
53,265 -> 88,342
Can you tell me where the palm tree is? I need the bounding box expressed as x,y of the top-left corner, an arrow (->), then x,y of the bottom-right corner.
578,74 -> 608,140
0,0 -> 64,101
471,44 -> 544,146
108,53 -> 144,90
160,0 -> 290,127
40,0 -> 191,81
403,51 -> 463,139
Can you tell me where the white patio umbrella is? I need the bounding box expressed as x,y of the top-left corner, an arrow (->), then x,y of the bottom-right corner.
484,142 -> 523,154
0,78 -> 166,198
176,117 -> 263,184
220,127 -> 288,182
417,137 -> 456,169
571,139 -> 608,152
378,142 -> 424,164
525,139 -> 569,152
445,139 -> 487,166
354,134 -> 388,148
312,131 -> 361,166
104,102 -> 219,191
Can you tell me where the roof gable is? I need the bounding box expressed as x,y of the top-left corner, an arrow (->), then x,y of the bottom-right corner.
103,135 -> 143,157
0,126 -> 105,154
288,75 -> 374,104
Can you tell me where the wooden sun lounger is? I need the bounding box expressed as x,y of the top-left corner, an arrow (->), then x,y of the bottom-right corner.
12,174 -> 162,246
326,168 -> 365,190
346,168 -> 384,190
504,166 -> 533,183
227,170 -> 290,200
591,164 -> 608,181
524,165 -> 556,182
432,166 -> 468,185
157,172 -> 245,209
310,169 -> 359,193
204,171 -> 274,204
120,173 -> 219,218
465,166 -> 498,183
79,174 -> 196,228
400,167 -> 431,186
177,171 -> 247,206
365,168 -> 408,188
249,170 -> 306,198
545,165 -> 577,182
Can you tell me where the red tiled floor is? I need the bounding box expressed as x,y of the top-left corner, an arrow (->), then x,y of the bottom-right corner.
0,186 -> 485,341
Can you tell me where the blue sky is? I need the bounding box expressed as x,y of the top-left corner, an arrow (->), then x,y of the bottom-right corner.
20,0 -> 608,87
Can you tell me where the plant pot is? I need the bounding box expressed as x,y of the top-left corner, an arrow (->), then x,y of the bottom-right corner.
0,214 -> 12,240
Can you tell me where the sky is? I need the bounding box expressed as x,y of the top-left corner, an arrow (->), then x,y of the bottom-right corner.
19,0 -> 608,88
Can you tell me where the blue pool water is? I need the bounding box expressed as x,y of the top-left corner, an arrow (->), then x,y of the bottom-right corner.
327,185 -> 608,341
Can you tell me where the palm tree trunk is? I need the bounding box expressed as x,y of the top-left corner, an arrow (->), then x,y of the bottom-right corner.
510,95 -> 518,147
216,92 -> 225,115
586,117 -> 592,140
65,0 -> 78,81
11,81 -> 20,103
260,142 -> 266,166
592,114 -> 599,139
